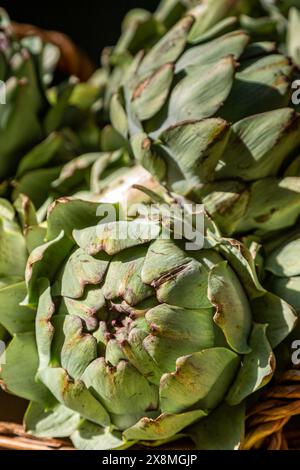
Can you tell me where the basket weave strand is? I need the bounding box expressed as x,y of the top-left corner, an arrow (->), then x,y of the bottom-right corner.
242,367 -> 300,450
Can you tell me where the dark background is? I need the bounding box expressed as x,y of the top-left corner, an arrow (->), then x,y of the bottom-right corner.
0,1 -> 158,65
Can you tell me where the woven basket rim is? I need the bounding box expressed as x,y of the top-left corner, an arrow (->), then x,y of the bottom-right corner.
1,15 -> 300,455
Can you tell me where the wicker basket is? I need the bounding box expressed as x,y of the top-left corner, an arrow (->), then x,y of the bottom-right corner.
1,366 -> 300,451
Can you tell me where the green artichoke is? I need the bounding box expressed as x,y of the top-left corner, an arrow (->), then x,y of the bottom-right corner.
0,198 -> 28,289
0,196 -> 296,449
0,9 -> 51,182
100,0 -> 300,238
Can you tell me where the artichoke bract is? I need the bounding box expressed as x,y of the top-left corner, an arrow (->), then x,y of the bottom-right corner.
264,227 -> 300,315
0,197 -> 296,449
105,0 -> 300,237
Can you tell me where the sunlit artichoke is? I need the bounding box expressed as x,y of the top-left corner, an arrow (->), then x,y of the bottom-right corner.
0,196 -> 296,449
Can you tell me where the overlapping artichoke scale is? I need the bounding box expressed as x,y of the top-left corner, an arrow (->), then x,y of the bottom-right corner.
1,198 -> 297,449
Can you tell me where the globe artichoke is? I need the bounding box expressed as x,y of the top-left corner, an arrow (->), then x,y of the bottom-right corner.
264,226 -> 300,315
0,9 -> 53,183
241,227 -> 300,367
100,0 -> 300,239
0,195 -> 296,449
0,10 -> 103,209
